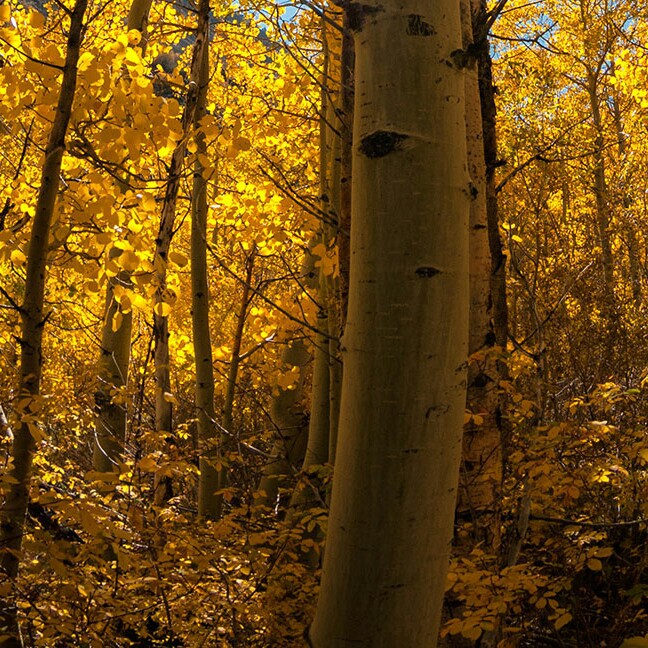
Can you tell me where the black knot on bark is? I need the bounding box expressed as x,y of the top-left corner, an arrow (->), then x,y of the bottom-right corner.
406,14 -> 435,36
358,131 -> 408,159
415,266 -> 441,278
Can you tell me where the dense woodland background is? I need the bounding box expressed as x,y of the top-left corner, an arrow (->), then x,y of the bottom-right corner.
1,0 -> 648,645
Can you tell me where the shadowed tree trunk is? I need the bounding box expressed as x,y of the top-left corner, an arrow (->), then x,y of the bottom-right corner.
309,0 -> 469,642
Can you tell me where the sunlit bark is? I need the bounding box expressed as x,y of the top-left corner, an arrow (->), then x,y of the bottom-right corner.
152,0 -> 210,505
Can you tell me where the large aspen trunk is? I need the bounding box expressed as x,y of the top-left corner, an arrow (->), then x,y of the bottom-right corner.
309,0 -> 469,643
0,1 -> 87,643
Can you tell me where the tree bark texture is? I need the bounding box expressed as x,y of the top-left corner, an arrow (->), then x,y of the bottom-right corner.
93,257 -> 133,472
310,0 -> 469,643
458,0 -> 502,548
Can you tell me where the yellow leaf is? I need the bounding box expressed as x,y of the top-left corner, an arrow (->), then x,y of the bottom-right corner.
27,421 -> 46,443
10,249 -> 26,265
131,293 -> 148,311
124,48 -> 141,66
127,29 -> 142,45
621,637 -> 648,647
85,471 -> 120,483
462,625 -> 482,641
119,250 -> 140,271
138,456 -> 158,472
554,612 -> 572,631
29,10 -> 44,28
168,250 -> 188,267
112,311 -> 123,333
234,136 -> 251,151
586,558 -> 602,571
154,302 -> 172,317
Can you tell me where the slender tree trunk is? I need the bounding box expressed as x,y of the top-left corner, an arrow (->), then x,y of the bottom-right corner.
191,41 -> 220,519
310,0 -> 469,643
302,19 -> 333,474
458,0 -> 502,549
93,261 -> 133,472
152,0 -> 209,505
610,85 -> 641,306
217,248 -> 255,503
256,339 -> 310,510
587,70 -> 615,320
0,404 -> 12,443
476,0 -> 510,509
92,0 -> 153,474
127,0 -> 153,47
0,2 -> 87,643
328,17 -> 354,465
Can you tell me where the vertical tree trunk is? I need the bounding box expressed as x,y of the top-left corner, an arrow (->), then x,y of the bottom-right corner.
93,262 -> 133,472
217,248 -> 255,505
310,0 -> 469,643
302,19 -> 333,474
191,41 -> 219,519
610,86 -> 641,306
256,339 -> 310,509
477,3 -> 508,359
92,0 -> 153,473
458,0 -> 502,548
0,2 -> 88,643
152,0 -> 209,504
329,17 -> 354,464
587,70 -> 615,319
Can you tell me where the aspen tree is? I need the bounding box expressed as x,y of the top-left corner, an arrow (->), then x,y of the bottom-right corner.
151,0 -> 209,503
310,0 -> 469,643
329,16 -> 354,463
302,17 -> 335,475
458,0 -> 504,549
92,0 -> 153,473
0,1 -> 88,643
192,40 -> 220,518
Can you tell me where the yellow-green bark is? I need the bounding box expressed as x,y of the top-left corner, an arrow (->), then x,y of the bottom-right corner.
310,0 -> 469,643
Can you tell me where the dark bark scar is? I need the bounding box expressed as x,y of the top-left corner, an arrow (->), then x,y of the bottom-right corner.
406,14 -> 435,36
358,131 -> 409,158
